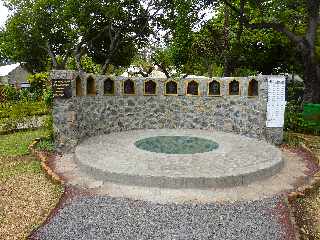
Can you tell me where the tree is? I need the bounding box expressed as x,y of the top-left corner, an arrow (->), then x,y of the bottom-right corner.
68,0 -> 155,74
223,0 -> 320,103
1,0 -> 77,71
190,21 -> 225,77
1,0 -> 162,73
152,0 -> 221,77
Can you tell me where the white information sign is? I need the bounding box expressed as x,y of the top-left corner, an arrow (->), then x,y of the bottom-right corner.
266,76 -> 286,128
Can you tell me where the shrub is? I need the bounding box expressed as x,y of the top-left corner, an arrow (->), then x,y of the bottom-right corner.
28,72 -> 50,92
284,81 -> 319,135
36,138 -> 55,152
0,101 -> 49,119
42,88 -> 53,107
43,114 -> 54,139
284,101 -> 306,132
0,101 -> 51,134
2,85 -> 19,101
19,88 -> 33,102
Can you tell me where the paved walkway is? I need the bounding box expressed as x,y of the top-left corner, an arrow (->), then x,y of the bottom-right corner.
33,195 -> 294,240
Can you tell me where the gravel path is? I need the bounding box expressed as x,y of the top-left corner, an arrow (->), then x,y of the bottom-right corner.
33,195 -> 291,240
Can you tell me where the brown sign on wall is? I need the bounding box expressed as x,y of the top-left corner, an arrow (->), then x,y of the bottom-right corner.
52,79 -> 72,98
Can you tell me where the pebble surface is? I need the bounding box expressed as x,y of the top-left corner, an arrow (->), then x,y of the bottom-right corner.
34,195 -> 288,240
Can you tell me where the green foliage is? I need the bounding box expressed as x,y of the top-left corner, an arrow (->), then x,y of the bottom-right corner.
0,101 -> 49,119
43,114 -> 54,139
2,86 -> 51,103
211,64 -> 224,77
42,88 -> 53,107
1,0 -> 154,72
151,0 -> 302,77
284,101 -> 307,132
303,104 -> 320,133
35,138 -> 55,152
19,88 -> 33,102
1,0 -> 77,71
67,55 -> 102,74
284,82 -> 319,135
0,128 -> 51,156
0,101 -> 50,134
152,48 -> 175,76
28,72 -> 49,93
232,67 -> 258,77
2,85 -> 19,101
170,0 -> 195,67
70,0 -> 148,70
102,65 -> 125,76
287,80 -> 304,102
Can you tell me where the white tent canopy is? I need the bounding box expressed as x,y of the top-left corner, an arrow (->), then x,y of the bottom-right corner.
0,63 -> 21,77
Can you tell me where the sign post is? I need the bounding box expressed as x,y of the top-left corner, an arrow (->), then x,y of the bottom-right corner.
52,78 -> 72,99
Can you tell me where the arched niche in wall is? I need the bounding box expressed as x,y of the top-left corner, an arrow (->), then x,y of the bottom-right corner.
76,76 -> 83,96
144,80 -> 157,95
123,79 -> 135,95
229,79 -> 240,96
248,79 -> 259,97
104,78 -> 115,95
165,80 -> 178,95
186,80 -> 200,96
86,76 -> 96,96
208,80 -> 221,96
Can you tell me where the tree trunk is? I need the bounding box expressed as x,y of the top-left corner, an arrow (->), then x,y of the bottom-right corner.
303,52 -> 320,103
101,58 -> 111,75
223,3 -> 232,76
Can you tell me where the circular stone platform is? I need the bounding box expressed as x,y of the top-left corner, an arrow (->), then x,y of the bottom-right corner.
75,129 -> 284,189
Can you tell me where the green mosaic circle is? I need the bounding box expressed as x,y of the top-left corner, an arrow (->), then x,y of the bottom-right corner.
135,136 -> 219,154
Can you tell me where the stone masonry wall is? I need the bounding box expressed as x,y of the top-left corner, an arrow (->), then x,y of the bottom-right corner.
51,70 -> 283,152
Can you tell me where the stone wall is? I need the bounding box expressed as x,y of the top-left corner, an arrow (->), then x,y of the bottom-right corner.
51,70 -> 283,152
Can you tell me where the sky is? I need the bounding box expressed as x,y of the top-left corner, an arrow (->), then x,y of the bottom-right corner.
0,1 -> 9,28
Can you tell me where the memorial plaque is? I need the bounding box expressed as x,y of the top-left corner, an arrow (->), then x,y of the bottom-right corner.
166,81 -> 178,95
229,80 -> 240,95
209,80 -> 220,95
187,81 -> 199,95
145,80 -> 157,95
124,79 -> 135,94
104,79 -> 114,95
53,79 -> 72,98
266,76 -> 286,127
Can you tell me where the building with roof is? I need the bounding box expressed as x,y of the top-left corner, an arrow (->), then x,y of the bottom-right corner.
0,63 -> 30,89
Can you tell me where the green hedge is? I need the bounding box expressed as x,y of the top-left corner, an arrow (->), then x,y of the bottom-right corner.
0,101 -> 50,119
0,101 -> 51,134
303,104 -> 320,132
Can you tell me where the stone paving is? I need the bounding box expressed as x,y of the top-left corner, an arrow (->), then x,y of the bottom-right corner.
75,129 -> 284,189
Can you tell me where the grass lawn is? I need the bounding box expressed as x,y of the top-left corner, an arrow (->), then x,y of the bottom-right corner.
0,129 -> 63,240
0,129 -> 51,156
